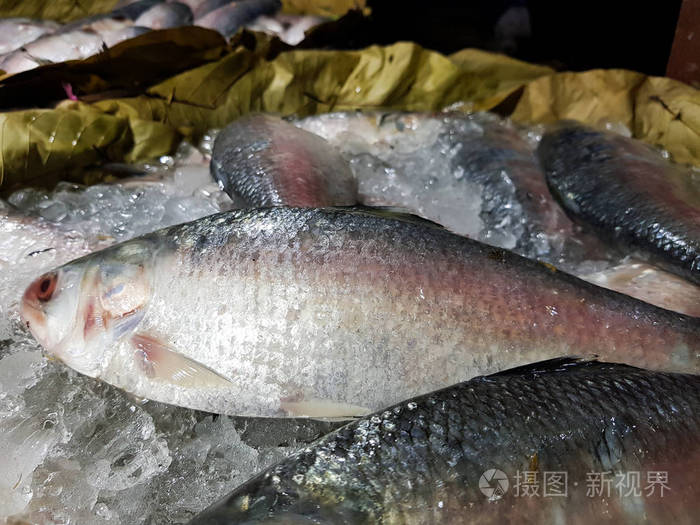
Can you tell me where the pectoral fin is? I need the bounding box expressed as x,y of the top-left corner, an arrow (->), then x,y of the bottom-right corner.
280,398 -> 372,419
131,333 -> 233,389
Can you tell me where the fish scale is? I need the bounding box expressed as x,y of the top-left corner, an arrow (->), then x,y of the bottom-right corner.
210,114 -> 357,208
190,359 -> 700,524
20,208 -> 700,417
538,121 -> 700,285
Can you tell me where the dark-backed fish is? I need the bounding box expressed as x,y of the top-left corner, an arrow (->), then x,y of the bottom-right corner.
211,114 -> 357,207
190,358 -> 700,524
538,120 -> 700,285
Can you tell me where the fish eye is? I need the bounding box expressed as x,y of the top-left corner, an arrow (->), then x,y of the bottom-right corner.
36,273 -> 57,302
104,283 -> 125,299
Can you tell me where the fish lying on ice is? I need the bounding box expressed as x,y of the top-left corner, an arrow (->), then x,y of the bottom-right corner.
190,358 -> 700,524
20,207 -> 700,417
538,120 -> 700,286
449,114 -> 605,260
211,114 -> 357,207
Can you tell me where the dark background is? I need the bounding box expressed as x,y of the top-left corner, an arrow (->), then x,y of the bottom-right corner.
305,0 -> 684,77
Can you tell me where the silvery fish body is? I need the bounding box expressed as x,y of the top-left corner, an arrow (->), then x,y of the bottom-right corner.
21,208 -> 700,417
0,30 -> 105,74
195,0 -> 281,37
0,18 -> 59,56
293,112 -> 699,316
191,359 -> 700,524
134,2 -> 194,29
211,114 -> 357,207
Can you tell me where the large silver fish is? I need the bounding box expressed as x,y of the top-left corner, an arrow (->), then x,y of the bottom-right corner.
190,358 -> 700,524
20,208 -> 700,417
293,112 -> 700,316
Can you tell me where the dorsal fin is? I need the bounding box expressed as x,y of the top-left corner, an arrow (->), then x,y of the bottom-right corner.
485,356 -> 643,378
331,205 -> 447,230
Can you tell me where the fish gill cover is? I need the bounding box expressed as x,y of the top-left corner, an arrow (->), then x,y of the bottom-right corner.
0,3 -> 697,193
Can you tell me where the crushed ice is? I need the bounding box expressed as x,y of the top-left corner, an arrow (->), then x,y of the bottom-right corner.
295,112 -> 609,264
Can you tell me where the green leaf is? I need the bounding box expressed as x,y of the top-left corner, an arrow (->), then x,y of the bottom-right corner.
2,36 -> 699,192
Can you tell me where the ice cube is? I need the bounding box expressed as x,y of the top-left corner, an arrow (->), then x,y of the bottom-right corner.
7,188 -> 49,212
36,200 -> 68,223
174,165 -> 215,196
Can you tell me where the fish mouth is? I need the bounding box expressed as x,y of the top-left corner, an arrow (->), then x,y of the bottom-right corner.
20,271 -> 57,346
19,295 -> 46,340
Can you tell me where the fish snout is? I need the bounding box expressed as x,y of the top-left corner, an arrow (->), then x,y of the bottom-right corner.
20,272 -> 57,337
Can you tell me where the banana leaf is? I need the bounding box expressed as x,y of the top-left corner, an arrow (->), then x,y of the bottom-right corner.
281,0 -> 367,16
0,0 -> 120,23
0,35 -> 698,191
511,70 -> 700,166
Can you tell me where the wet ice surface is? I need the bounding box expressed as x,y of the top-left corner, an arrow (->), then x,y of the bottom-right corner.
6,152 -> 224,243
0,356 -> 335,524
2,112 -> 699,524
0,139 -> 338,524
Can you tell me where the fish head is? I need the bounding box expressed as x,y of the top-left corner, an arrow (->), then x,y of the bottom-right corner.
20,241 -> 155,377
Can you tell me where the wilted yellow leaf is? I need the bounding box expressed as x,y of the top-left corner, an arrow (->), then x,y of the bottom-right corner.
1,38 -> 700,191
0,0 -> 119,22
0,104 -> 130,191
634,76 -> 700,165
448,48 -> 553,110
281,0 -> 366,17
511,69 -> 646,128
